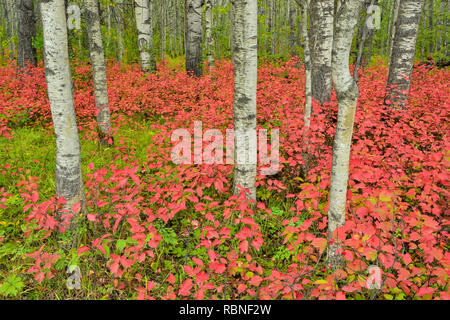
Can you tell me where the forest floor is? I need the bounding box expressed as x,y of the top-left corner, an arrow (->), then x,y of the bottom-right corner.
0,57 -> 448,300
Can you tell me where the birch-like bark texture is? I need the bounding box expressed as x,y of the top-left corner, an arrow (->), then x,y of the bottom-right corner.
296,0 -> 312,127
385,0 -> 422,108
231,0 -> 258,202
115,0 -> 124,63
205,0 -> 215,68
186,0 -> 203,77
40,0 -> 84,229
134,0 -> 156,72
16,0 -> 37,69
308,0 -> 334,104
354,0 -> 378,82
327,0 -> 363,268
84,0 -> 113,144
3,0 -> 15,60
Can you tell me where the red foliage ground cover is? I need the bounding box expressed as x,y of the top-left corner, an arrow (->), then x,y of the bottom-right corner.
0,58 -> 448,299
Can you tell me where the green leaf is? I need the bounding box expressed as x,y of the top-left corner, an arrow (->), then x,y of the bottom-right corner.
0,275 -> 24,297
116,239 -> 126,253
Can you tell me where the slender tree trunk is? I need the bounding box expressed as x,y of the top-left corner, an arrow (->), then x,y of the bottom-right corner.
231,0 -> 258,203
289,0 -> 298,56
160,0 -> 167,61
327,0 -> 364,269
115,0 -> 124,63
388,0 -> 400,68
385,0 -> 423,108
205,0 -> 215,68
16,0 -> 37,70
295,0 -> 312,127
84,0 -> 113,145
420,0 -> 426,60
354,0 -> 378,82
41,0 -> 85,235
427,0 -> 434,54
3,0 -> 15,60
435,0 -> 446,52
308,0 -> 334,104
134,0 -> 156,72
186,0 -> 203,76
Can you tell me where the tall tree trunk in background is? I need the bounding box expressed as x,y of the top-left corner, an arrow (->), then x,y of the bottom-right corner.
295,0 -> 312,127
354,0 -> 378,82
327,0 -> 363,269
272,0 -> 277,55
16,0 -> 37,70
186,0 -> 203,76
134,0 -> 156,72
84,0 -> 113,145
308,0 -> 334,105
41,0 -> 85,236
419,0 -> 426,60
3,0 -> 15,60
160,0 -> 166,61
427,0 -> 434,54
388,0 -> 400,68
385,0 -> 422,108
289,0 -> 298,56
435,0 -> 446,52
115,0 -> 124,63
231,0 -> 258,203
205,0 -> 215,68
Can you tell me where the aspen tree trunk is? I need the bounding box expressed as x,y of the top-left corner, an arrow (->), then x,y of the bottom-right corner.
272,0 -> 277,55
385,0 -> 422,108
231,0 -> 258,202
268,0 -> 274,54
295,0 -> 312,127
420,1 -> 426,60
308,0 -> 334,104
40,0 -> 85,234
435,0 -> 445,52
186,0 -> 203,76
388,0 -> 400,68
327,0 -> 364,269
354,0 -> 378,82
176,0 -> 182,56
427,0 -> 433,54
16,0 -> 37,69
160,0 -> 166,61
205,0 -> 215,68
116,0 -> 124,63
3,0 -> 14,60
289,0 -> 298,56
134,0 -> 156,72
84,0 -> 113,145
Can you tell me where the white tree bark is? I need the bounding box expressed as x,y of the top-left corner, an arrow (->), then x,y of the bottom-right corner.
308,0 -> 334,104
40,0 -> 84,231
115,0 -> 124,63
300,0 -> 312,128
205,0 -> 215,68
186,0 -> 203,76
231,0 -> 258,202
385,0 -> 423,108
134,0 -> 156,72
327,0 -> 363,268
84,0 -> 113,145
